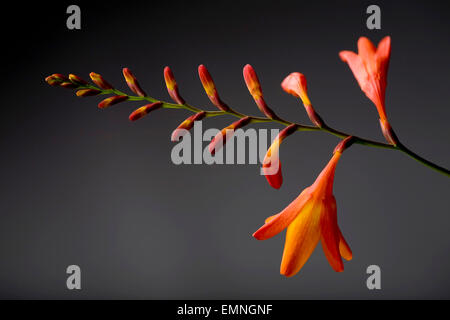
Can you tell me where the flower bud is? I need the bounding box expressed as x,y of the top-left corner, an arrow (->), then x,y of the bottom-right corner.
171,112 -> 206,141
129,102 -> 163,121
89,72 -> 114,90
281,72 -> 324,127
69,74 -> 89,86
281,72 -> 311,106
123,68 -> 147,97
76,89 -> 102,97
262,124 -> 298,189
98,95 -> 128,109
45,74 -> 68,86
208,116 -> 251,155
243,64 -> 277,119
60,82 -> 78,89
164,66 -> 185,105
198,65 -> 229,111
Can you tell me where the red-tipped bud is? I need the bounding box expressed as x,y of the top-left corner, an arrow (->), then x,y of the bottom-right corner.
60,81 -> 79,89
122,68 -> 147,97
208,116 -> 251,155
164,67 -> 185,105
89,72 -> 114,90
379,118 -> 398,146
243,64 -> 277,119
45,75 -> 61,86
69,74 -> 89,86
198,65 -> 229,111
129,102 -> 163,121
98,95 -> 128,109
45,74 -> 68,86
171,111 -> 206,141
334,136 -> 356,154
262,124 -> 298,189
76,89 -> 102,97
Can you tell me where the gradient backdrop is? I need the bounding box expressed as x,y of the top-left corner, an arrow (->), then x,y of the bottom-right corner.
0,0 -> 449,299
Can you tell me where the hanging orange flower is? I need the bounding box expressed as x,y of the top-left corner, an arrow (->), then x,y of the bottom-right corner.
253,138 -> 354,277
339,36 -> 397,145
262,124 -> 298,189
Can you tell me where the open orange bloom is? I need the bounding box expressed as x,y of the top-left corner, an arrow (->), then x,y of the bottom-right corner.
339,37 -> 391,121
339,37 -> 397,144
253,144 -> 352,277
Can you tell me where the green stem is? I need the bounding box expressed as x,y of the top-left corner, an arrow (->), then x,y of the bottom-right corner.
85,85 -> 450,178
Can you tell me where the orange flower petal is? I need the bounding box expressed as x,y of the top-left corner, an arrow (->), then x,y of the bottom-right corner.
280,201 -> 321,277
357,37 -> 377,72
319,196 -> 344,272
253,188 -> 312,240
264,213 -> 280,224
376,36 -> 391,70
338,228 -> 352,261
263,160 -> 282,189
339,50 -> 369,94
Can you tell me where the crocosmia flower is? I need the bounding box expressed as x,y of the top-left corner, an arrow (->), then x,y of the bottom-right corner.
262,124 -> 298,189
339,37 -> 397,144
254,139 -> 353,277
281,73 -> 323,127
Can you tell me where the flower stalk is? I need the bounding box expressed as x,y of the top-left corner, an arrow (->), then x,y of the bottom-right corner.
45,70 -> 449,177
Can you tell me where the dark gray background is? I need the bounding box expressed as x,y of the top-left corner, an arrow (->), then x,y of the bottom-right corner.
0,0 -> 449,299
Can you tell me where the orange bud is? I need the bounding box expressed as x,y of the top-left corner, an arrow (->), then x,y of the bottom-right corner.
281,73 -> 324,127
171,111 -> 206,141
122,68 -> 147,97
243,64 -> 277,119
198,65 -> 229,111
60,81 -> 79,89
89,72 -> 114,90
45,75 -> 61,86
98,95 -> 128,109
164,67 -> 185,105
69,74 -> 89,86
263,160 -> 283,190
281,72 -> 310,105
129,102 -> 163,121
76,89 -> 102,97
209,116 -> 251,155
45,74 -> 68,86
262,124 -> 298,189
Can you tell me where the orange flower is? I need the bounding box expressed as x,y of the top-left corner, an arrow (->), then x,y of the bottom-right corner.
254,138 -> 353,277
262,124 -> 297,189
281,72 -> 324,127
339,37 -> 397,144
